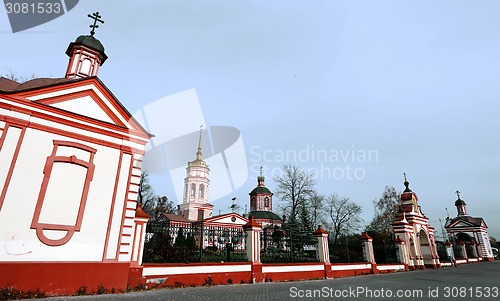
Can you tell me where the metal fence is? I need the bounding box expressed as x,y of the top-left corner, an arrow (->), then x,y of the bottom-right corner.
143,222 -> 246,263
329,235 -> 364,263
436,241 -> 451,262
260,227 -> 319,263
373,239 -> 397,264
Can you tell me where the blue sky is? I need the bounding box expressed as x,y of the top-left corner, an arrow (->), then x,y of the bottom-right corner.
1,1 -> 500,239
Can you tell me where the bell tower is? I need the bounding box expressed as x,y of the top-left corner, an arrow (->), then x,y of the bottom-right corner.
178,126 -> 213,220
65,12 -> 108,79
249,167 -> 273,212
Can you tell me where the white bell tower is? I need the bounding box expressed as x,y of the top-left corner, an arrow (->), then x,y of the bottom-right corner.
178,126 -> 213,220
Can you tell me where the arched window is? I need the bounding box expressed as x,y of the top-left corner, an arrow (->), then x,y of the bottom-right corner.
264,197 -> 269,207
199,184 -> 205,199
190,183 -> 196,198
184,184 -> 188,199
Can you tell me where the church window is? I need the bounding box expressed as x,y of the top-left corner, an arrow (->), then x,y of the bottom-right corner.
31,140 -> 96,246
190,183 -> 196,198
264,197 -> 269,207
184,184 -> 188,199
199,184 -> 205,199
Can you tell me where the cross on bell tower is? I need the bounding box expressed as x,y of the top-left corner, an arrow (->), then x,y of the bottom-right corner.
88,12 -> 104,37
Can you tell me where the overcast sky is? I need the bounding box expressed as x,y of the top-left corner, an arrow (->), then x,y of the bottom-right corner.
1,1 -> 499,239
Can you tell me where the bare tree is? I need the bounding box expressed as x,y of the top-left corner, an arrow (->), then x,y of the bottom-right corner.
273,164 -> 316,221
324,194 -> 362,247
137,171 -> 156,211
309,191 -> 325,230
3,68 -> 38,83
366,186 -> 399,239
153,195 -> 176,218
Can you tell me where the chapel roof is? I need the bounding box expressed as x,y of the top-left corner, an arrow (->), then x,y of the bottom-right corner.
248,210 -> 282,221
161,213 -> 192,223
446,215 -> 484,228
66,34 -> 108,64
249,186 -> 272,195
0,77 -> 77,93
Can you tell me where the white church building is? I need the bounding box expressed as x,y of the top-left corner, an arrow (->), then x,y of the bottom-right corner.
0,13 -> 152,295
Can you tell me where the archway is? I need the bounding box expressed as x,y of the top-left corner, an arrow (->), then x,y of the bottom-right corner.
456,232 -> 474,258
419,229 -> 433,266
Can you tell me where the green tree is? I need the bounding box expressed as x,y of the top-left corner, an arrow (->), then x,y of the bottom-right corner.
174,228 -> 186,247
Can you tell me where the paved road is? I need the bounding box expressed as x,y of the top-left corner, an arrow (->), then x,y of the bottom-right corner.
37,261 -> 500,301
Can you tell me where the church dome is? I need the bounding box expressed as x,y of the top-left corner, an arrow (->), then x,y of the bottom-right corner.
249,186 -> 272,195
455,198 -> 466,206
65,35 -> 108,64
75,35 -> 105,52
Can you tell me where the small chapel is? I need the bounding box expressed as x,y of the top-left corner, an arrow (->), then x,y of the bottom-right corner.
445,191 -> 495,261
0,13 -> 152,294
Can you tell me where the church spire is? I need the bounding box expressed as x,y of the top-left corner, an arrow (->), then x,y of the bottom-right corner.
196,125 -> 203,161
455,190 -> 467,216
257,166 -> 265,186
403,172 -> 412,193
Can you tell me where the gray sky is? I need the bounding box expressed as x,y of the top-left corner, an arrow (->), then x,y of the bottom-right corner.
1,1 -> 499,239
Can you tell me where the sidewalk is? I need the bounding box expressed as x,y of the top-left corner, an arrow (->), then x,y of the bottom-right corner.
30,261 -> 500,301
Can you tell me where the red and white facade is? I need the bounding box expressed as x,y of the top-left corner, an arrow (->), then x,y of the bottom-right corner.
0,33 -> 151,295
445,195 -> 495,261
392,178 -> 440,269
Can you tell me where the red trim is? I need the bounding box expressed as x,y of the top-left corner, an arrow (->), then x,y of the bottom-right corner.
35,90 -> 126,127
131,223 -> 141,265
360,232 -> 373,240
28,119 -> 146,155
0,112 -> 147,155
30,110 -> 148,145
102,151 -> 124,261
30,140 -> 96,246
0,95 -> 149,141
312,225 -> 328,235
0,124 -> 26,211
10,77 -> 151,139
116,153 -> 135,259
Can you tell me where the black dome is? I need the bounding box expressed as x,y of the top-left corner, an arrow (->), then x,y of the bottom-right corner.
66,35 -> 107,64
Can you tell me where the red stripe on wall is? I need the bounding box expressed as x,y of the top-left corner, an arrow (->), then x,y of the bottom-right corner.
115,151 -> 135,259
102,151 -> 124,261
0,125 -> 26,211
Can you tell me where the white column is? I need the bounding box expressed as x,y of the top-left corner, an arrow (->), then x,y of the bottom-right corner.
243,217 -> 262,263
313,225 -> 330,263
